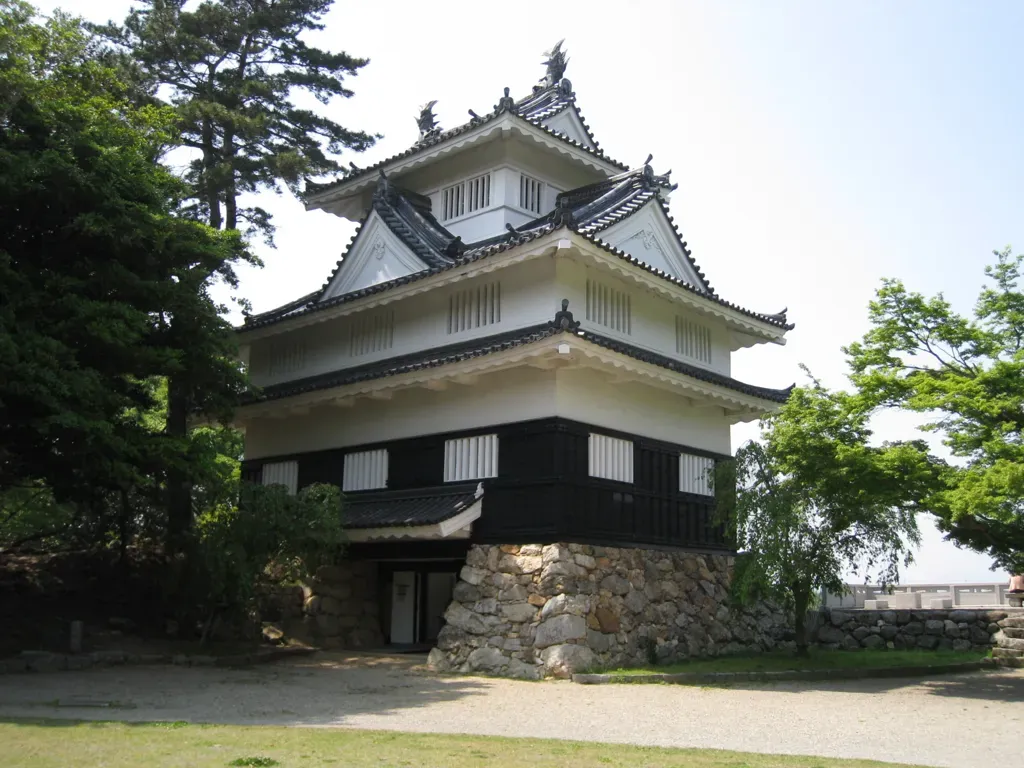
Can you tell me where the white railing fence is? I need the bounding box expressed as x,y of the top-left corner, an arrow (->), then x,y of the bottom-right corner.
822,582 -> 1013,609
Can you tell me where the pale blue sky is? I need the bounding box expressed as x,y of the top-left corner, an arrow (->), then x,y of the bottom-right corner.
47,1 -> 1023,583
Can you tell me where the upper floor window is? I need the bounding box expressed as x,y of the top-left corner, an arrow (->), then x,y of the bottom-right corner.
444,434 -> 498,482
585,278 -> 632,335
343,449 -> 388,491
442,173 -> 491,222
448,281 -> 501,334
268,341 -> 306,377
679,452 -> 714,496
261,460 -> 298,495
349,309 -> 394,357
519,174 -> 544,215
676,316 -> 712,364
588,433 -> 633,483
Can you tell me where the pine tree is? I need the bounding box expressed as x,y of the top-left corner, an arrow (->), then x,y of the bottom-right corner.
0,2 -> 248,544
93,0 -> 377,544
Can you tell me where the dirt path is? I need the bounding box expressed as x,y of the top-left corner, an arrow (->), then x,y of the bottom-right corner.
0,653 -> 1020,768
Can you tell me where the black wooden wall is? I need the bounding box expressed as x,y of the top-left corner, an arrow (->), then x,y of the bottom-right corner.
241,417 -> 731,552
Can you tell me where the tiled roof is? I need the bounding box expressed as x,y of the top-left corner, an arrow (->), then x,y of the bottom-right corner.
253,323 -> 558,400
245,165 -> 790,333
344,483 -> 481,529
515,83 -> 600,148
246,322 -> 793,405
576,330 -> 794,403
306,85 -> 627,202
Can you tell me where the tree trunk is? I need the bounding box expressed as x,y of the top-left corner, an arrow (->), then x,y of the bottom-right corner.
792,581 -> 811,657
201,119 -> 222,229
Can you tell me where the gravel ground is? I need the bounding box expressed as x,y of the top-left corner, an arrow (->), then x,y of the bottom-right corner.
0,652 -> 1020,768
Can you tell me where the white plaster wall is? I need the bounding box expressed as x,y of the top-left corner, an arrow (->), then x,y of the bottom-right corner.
554,368 -> 731,455
542,109 -> 594,148
248,257 -> 562,388
244,366 -> 558,459
554,257 -> 732,376
244,364 -> 730,460
601,206 -> 705,288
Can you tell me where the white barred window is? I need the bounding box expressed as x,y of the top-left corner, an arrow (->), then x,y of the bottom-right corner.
585,278 -> 632,335
519,174 -> 544,214
444,434 -> 498,482
349,309 -> 394,357
342,449 -> 388,491
261,461 -> 298,495
680,453 -> 715,496
588,434 -> 633,483
441,173 -> 491,221
447,281 -> 501,334
676,316 -> 712,364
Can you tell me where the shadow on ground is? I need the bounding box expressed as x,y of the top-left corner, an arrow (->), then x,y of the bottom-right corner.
0,651 -> 497,727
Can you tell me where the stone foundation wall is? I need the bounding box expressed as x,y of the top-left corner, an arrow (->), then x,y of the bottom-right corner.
815,607 -> 1021,651
290,561 -> 383,649
428,543 -> 789,678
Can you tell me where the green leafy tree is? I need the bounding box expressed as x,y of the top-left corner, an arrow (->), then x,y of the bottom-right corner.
93,0 -> 377,544
195,481 -> 344,641
845,248 -> 1024,573
722,380 -> 934,655
0,1 -> 247,550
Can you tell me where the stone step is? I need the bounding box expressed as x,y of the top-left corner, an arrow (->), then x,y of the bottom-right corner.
992,647 -> 1024,658
1001,616 -> 1024,629
1002,627 -> 1024,639
996,636 -> 1024,651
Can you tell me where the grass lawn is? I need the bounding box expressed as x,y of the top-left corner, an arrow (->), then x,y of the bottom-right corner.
0,720 -> 927,768
601,648 -> 988,676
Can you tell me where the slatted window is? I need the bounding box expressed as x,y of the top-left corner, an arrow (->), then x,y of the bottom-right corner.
261,461 -> 298,495
519,174 -> 544,214
342,449 -> 388,492
676,316 -> 712,364
448,281 -> 501,334
349,309 -> 394,357
680,453 -> 714,496
267,342 -> 305,376
588,434 -> 634,483
444,434 -> 499,482
441,173 -> 491,221
585,278 -> 632,334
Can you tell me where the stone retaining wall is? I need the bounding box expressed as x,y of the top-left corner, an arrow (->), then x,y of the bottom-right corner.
428,542 -> 790,679
814,607 -> 1023,651
284,561 -> 383,649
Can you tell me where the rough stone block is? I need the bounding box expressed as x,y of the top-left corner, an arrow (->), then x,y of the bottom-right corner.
925,619 -> 946,635
459,566 -> 487,586
600,574 -> 631,595
444,602 -> 490,635
917,635 -> 940,650
539,593 -> 589,620
540,643 -> 595,678
534,614 -> 587,649
818,626 -> 846,644
452,582 -> 481,603
861,634 -> 886,649
467,646 -> 507,673
501,602 -> 538,623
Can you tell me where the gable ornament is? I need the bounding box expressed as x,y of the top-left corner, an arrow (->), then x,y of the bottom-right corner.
540,40 -> 568,89
415,100 -> 441,144
494,86 -> 516,114
550,298 -> 581,331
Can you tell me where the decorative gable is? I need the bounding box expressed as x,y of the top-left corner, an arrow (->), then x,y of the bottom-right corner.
541,108 -> 595,149
601,204 -> 708,290
321,213 -> 429,300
